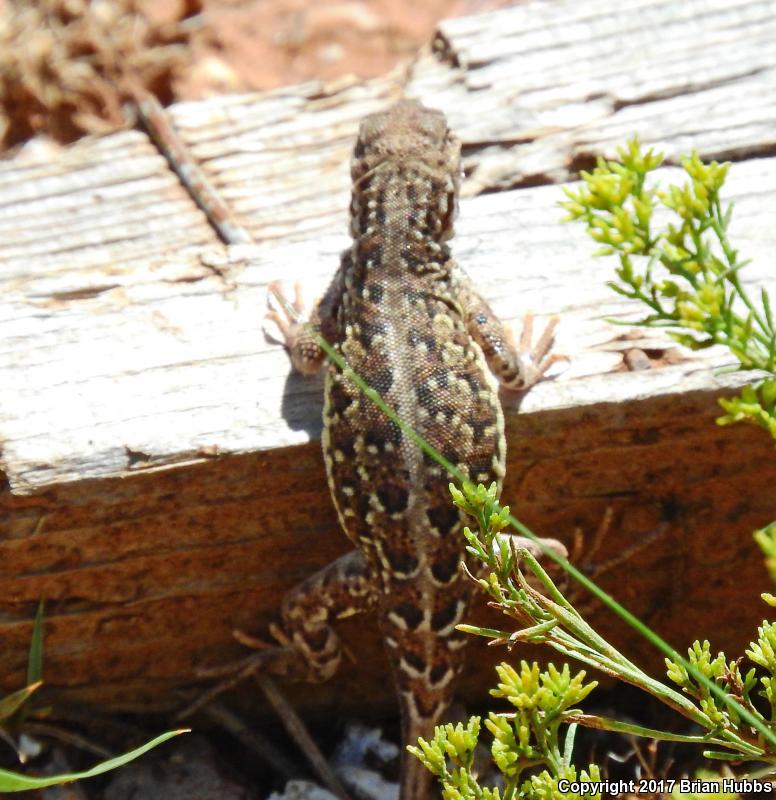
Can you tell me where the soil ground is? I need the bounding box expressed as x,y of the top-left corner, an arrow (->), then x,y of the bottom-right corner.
0,0 -> 520,150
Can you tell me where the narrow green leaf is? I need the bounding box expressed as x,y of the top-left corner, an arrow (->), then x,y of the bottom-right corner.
0,682 -> 41,723
703,749 -> 757,762
722,201 -> 734,230
762,288 -> 774,330
0,730 -> 187,792
27,600 -> 45,686
457,624 -> 505,640
562,723 -> 577,769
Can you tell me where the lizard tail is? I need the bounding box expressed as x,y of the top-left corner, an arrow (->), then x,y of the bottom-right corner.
400,756 -> 435,799
399,709 -> 445,800
394,646 -> 464,799
382,565 -> 472,798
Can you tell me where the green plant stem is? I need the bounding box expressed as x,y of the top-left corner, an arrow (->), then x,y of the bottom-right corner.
564,714 -> 763,757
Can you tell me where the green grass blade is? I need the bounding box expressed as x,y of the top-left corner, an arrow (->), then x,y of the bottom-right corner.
27,600 -> 45,686
0,682 -> 41,723
0,730 -> 187,792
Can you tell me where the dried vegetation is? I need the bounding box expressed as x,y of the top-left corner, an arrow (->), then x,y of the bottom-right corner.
0,0 -> 199,151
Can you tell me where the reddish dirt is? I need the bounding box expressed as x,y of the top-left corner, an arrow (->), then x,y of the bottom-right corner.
0,0 -> 518,150
171,0 -> 515,98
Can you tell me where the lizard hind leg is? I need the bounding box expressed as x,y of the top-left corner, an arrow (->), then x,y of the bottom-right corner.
277,548 -> 376,683
187,550 -> 375,717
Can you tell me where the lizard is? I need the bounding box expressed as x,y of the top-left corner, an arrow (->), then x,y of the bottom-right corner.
257,99 -> 559,798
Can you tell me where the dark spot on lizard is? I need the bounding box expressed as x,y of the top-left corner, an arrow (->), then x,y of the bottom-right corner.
465,375 -> 481,393
401,649 -> 425,673
336,437 -> 355,458
431,446 -> 462,468
377,482 -> 409,514
427,506 -> 460,538
364,428 -> 384,450
367,282 -> 384,304
432,367 -> 449,389
328,383 -> 355,417
365,421 -> 402,450
369,367 -> 393,394
471,420 -> 491,441
303,627 -> 331,653
344,558 -> 365,580
416,381 -> 434,407
401,246 -> 427,272
431,551 -> 460,584
431,599 -> 459,632
467,459 -> 493,479
359,318 -> 387,349
356,493 -> 372,520
423,448 -> 460,468
407,329 -> 436,352
393,602 -> 424,630
430,663 -> 450,685
414,691 -> 442,719
382,543 -> 419,575
370,242 -> 384,265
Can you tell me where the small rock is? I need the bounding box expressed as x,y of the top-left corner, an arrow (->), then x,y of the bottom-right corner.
332,723 -> 399,800
336,764 -> 398,800
266,780 -> 339,800
332,723 -> 399,770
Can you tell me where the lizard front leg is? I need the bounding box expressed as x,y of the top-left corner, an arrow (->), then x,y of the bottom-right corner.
452,267 -> 561,390
265,257 -> 346,375
265,281 -> 328,376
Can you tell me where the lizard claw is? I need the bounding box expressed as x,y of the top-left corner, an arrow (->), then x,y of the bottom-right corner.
507,314 -> 567,390
179,650 -> 280,720
179,623 -> 299,721
263,281 -> 309,346
194,626 -> 290,681
498,533 -> 568,562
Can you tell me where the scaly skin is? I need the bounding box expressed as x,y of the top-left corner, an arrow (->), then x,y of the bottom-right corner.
264,99 -> 557,798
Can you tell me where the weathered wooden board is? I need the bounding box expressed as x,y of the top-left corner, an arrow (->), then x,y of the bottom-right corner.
413,0 -> 776,190
2,0 -> 776,718
4,159 -> 775,491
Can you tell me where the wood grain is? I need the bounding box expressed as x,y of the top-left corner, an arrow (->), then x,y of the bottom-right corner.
2,0 -> 776,717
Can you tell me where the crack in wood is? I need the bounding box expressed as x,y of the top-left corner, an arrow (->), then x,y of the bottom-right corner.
47,284 -> 120,302
125,447 -> 152,469
611,66 -> 774,112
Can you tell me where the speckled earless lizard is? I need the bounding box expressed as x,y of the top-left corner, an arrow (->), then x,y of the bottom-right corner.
262,99 -> 559,798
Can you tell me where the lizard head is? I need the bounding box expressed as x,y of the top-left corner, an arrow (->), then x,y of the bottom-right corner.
351,100 -> 462,242
353,98 -> 460,171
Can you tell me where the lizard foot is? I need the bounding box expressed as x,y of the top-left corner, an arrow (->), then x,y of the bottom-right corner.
563,509 -> 668,611
507,314 -> 567,390
263,280 -> 307,346
264,281 -> 326,376
178,630 -> 298,721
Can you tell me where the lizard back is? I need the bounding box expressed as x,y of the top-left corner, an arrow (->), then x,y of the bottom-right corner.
321,100 -> 507,796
